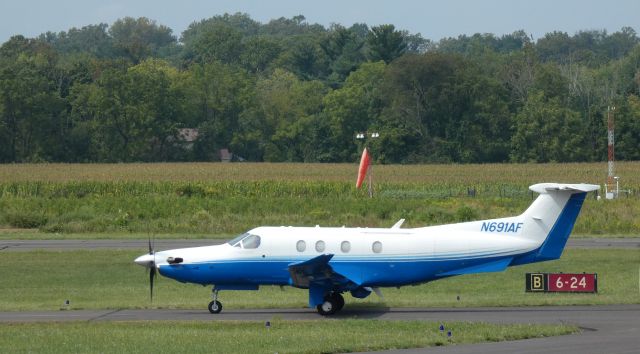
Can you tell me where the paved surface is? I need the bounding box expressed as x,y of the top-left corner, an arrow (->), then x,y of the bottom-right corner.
1,238 -> 638,251
0,305 -> 638,353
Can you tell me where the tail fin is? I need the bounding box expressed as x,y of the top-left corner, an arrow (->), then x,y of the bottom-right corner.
513,183 -> 599,264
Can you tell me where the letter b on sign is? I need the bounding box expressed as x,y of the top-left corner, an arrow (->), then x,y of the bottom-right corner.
533,275 -> 542,289
526,273 -> 547,292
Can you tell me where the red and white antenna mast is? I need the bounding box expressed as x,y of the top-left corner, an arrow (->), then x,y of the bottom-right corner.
606,106 -> 616,198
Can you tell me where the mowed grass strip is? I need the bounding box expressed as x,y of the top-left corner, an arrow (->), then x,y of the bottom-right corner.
0,249 -> 637,311
0,320 -> 578,353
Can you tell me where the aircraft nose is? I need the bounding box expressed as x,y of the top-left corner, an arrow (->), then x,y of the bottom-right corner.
134,253 -> 155,267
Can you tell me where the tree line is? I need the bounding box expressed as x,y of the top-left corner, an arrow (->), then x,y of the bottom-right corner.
0,13 -> 639,163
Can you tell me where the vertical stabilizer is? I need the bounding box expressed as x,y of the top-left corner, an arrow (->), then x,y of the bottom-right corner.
513,183 -> 599,264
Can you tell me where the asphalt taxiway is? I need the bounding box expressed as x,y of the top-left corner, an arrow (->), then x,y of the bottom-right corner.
0,305 -> 638,353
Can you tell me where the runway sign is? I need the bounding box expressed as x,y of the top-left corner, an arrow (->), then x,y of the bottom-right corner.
526,273 -> 547,292
526,273 -> 597,293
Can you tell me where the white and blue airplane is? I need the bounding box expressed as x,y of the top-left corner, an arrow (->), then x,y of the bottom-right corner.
134,183 -> 598,315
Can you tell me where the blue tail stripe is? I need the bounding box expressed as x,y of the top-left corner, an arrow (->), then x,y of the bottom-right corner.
536,192 -> 587,260
511,192 -> 587,265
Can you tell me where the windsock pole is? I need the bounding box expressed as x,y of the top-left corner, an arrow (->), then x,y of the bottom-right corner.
368,162 -> 373,198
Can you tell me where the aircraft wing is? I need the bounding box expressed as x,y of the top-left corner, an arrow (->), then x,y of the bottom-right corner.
288,254 -> 355,288
288,255 -> 366,307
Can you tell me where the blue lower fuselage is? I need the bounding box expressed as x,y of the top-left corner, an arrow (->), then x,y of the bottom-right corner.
158,254 -> 513,288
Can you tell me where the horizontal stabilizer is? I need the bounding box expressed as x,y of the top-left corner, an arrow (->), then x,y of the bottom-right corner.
438,257 -> 513,276
529,183 -> 599,194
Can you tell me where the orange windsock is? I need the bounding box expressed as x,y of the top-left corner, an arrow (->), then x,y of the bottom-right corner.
356,148 -> 371,188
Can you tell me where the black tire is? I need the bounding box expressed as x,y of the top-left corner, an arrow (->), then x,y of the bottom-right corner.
316,298 -> 336,316
208,300 -> 222,314
332,293 -> 345,312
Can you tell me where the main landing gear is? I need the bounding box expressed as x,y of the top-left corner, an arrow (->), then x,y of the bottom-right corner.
316,292 -> 345,316
208,288 -> 222,314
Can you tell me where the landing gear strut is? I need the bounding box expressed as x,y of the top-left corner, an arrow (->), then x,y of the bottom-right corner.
208,288 -> 222,314
316,292 -> 344,316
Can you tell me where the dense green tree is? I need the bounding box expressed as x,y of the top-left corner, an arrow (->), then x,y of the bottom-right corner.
186,61 -> 255,160
39,24 -> 115,58
255,69 -> 326,161
367,24 -> 407,63
109,17 -> 177,63
72,59 -> 187,161
0,36 -> 65,162
510,91 -> 587,162
183,23 -> 244,65
278,39 -> 328,80
1,14 -> 639,163
240,36 -> 282,73
437,30 -> 531,56
323,61 -> 386,161
379,53 -> 512,163
614,95 -> 640,160
182,13 -> 260,43
321,25 -> 366,86
260,15 -> 325,37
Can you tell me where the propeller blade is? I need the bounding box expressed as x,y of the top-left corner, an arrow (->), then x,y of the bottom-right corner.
372,287 -> 384,299
149,265 -> 156,301
146,230 -> 157,301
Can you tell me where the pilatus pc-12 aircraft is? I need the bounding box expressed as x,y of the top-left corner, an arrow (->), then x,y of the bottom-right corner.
135,183 -> 598,315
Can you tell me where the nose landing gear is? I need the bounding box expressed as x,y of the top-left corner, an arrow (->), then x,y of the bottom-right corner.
208,288 -> 222,314
316,292 -> 345,316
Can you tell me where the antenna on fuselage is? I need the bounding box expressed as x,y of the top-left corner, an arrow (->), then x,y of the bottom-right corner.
391,219 -> 405,229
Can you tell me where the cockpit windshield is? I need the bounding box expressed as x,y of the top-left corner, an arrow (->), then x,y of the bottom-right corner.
227,233 -> 248,247
227,233 -> 261,249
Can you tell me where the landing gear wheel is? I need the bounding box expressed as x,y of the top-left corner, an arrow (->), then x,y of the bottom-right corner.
316,298 -> 336,316
316,292 -> 345,316
332,293 -> 345,312
208,300 -> 222,314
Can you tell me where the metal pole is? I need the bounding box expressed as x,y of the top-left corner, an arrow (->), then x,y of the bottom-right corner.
607,106 -> 615,198
368,163 -> 373,198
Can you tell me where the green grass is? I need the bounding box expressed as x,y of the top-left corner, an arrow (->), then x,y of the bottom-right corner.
0,249 -> 637,312
0,320 -> 578,353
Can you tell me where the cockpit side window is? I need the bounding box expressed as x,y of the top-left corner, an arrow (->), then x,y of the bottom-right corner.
227,233 -> 262,249
241,234 -> 261,249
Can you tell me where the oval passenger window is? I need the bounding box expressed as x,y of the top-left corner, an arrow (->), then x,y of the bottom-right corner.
372,241 -> 382,253
341,241 -> 351,253
296,240 -> 306,252
315,240 -> 325,252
